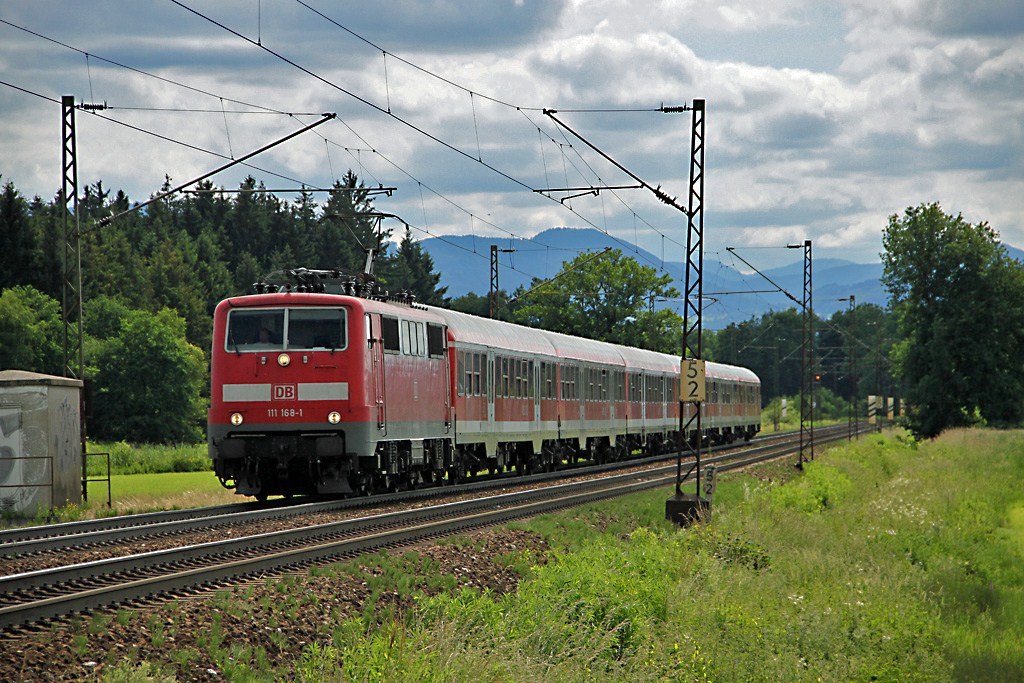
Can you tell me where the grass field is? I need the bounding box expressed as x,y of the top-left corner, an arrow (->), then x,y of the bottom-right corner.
244,428 -> 1022,681
85,470 -> 239,516
15,429 -> 1024,681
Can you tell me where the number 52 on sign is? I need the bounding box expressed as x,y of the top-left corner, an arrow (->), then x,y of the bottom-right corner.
681,359 -> 706,403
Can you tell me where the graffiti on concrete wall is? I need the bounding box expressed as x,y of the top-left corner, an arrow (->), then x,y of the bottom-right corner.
0,405 -> 33,513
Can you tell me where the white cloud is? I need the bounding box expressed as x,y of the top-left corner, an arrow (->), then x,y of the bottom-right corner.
0,0 -> 1021,275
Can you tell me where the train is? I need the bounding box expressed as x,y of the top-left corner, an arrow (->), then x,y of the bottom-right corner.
207,270 -> 761,500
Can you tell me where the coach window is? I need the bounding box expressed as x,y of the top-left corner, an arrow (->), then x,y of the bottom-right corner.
463,351 -> 473,395
472,353 -> 482,395
382,317 -> 400,353
457,351 -> 465,396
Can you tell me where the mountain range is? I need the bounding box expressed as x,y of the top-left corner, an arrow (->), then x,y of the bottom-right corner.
420,228 -> 888,329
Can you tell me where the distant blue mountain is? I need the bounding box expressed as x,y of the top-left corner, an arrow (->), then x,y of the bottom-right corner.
421,227 -> 889,328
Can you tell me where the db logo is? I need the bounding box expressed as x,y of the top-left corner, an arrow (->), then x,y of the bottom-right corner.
272,384 -> 296,400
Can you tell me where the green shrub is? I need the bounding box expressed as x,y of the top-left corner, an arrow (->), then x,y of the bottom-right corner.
769,459 -> 853,513
87,442 -> 210,476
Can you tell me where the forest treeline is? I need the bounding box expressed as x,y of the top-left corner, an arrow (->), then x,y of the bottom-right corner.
0,171 -> 449,442
1,171 -> 1020,440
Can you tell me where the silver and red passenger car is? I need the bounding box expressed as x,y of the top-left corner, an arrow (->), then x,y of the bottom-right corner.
208,286 -> 760,499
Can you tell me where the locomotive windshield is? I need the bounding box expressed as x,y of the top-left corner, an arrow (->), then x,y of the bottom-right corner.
226,307 -> 347,352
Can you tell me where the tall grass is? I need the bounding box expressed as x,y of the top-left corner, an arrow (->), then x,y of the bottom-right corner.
280,429 -> 1024,681
87,441 -> 210,476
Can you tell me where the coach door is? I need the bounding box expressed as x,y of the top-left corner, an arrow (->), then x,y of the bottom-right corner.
534,360 -> 541,424
368,314 -> 387,435
487,350 -> 495,423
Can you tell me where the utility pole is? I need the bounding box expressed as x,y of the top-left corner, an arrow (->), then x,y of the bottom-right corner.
789,240 -> 814,466
61,96 -> 83,382
838,295 -> 857,440
666,99 -> 708,526
60,95 -> 89,500
489,245 -> 515,318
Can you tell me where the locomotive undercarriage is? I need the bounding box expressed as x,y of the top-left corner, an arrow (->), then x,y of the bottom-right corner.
212,431 -> 357,500
355,438 -> 455,494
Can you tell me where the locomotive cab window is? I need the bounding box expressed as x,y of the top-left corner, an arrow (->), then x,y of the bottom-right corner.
226,309 -> 285,351
287,308 -> 346,350
226,308 -> 346,352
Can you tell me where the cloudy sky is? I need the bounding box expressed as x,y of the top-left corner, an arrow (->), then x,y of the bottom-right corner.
1,0 -> 1022,276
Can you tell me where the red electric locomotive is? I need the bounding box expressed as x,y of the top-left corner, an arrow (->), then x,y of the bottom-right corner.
208,271 -> 761,499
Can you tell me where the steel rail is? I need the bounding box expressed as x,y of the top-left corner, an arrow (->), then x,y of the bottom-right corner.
0,428 -> 814,556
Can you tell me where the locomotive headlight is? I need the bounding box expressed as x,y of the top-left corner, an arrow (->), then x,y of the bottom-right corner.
277,353 -> 291,367
230,412 -> 244,426
327,411 -> 342,425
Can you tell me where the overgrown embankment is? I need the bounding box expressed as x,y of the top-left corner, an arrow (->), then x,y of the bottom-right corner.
315,429 -> 1024,681
6,429 -> 1023,681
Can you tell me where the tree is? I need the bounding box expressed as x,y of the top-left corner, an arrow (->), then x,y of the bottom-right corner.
315,171 -> 387,274
0,180 -> 34,292
881,202 -> 1024,437
709,309 -> 806,403
450,291 -> 500,317
27,194 -> 64,300
511,249 -> 683,352
91,307 -> 206,443
376,227 -> 449,305
0,286 -> 64,375
148,236 -> 209,351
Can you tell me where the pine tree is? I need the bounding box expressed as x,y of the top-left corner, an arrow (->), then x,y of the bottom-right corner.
377,227 -> 449,305
0,180 -> 34,292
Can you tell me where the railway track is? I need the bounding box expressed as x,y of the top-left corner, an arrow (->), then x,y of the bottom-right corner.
0,424 -> 862,632
0,426 -> 811,552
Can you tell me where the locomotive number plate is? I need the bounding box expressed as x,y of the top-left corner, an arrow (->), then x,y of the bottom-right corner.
267,407 -> 304,418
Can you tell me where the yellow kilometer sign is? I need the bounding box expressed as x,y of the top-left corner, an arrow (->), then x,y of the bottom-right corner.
681,358 -> 706,403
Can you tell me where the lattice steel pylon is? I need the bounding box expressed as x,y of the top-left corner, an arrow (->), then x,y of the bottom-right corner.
796,239 -> 814,465
680,98 -> 705,487
61,95 -> 88,501
489,245 -> 515,319
490,245 -> 499,319
61,95 -> 84,381
666,98 -> 706,527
